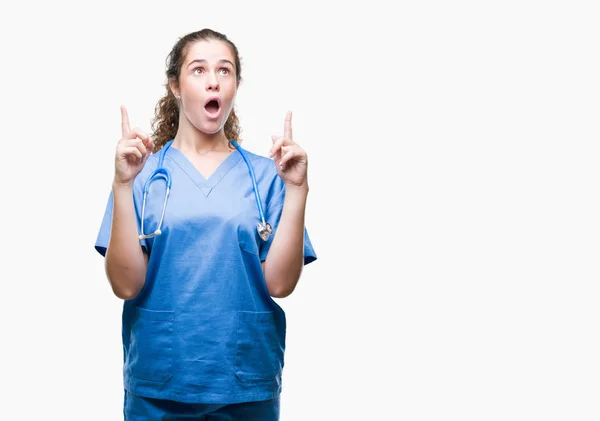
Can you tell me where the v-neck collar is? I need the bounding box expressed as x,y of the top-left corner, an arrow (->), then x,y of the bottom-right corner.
166,145 -> 242,197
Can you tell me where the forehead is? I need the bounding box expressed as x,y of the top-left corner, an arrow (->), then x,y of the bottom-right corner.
184,39 -> 235,65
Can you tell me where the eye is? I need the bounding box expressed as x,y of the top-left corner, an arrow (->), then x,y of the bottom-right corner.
219,68 -> 230,75
193,67 -> 205,74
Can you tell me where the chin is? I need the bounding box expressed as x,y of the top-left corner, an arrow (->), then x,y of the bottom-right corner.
191,118 -> 224,135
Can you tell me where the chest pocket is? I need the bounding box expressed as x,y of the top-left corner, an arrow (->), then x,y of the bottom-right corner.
238,223 -> 260,256
236,197 -> 262,256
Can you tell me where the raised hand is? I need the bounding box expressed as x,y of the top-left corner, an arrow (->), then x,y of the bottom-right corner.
114,105 -> 155,186
268,111 -> 308,189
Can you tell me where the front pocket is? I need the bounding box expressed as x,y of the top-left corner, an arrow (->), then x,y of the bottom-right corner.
234,311 -> 282,382
127,307 -> 174,382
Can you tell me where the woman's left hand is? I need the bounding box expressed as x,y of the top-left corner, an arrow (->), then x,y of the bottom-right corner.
269,111 -> 308,189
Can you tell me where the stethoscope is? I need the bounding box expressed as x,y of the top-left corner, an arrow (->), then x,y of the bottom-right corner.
138,139 -> 273,242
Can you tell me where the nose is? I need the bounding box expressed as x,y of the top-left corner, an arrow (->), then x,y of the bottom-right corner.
206,71 -> 220,91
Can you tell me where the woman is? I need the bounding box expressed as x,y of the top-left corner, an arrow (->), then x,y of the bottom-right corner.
95,28 -> 317,420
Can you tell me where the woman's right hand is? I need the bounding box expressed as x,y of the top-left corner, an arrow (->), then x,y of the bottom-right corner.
114,105 -> 155,186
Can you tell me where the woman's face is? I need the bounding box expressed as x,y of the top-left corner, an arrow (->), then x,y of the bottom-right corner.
174,39 -> 238,135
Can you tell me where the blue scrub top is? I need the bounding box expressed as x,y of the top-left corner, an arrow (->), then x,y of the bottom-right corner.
95,144 -> 317,404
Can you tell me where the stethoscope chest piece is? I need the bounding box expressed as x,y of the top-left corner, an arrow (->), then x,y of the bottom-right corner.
257,221 -> 273,241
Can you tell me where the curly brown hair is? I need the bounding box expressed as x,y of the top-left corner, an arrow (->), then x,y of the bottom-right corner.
150,28 -> 243,152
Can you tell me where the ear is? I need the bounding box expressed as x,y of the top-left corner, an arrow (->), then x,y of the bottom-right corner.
168,78 -> 180,98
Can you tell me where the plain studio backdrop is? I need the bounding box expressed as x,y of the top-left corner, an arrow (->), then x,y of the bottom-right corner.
1,1 -> 599,420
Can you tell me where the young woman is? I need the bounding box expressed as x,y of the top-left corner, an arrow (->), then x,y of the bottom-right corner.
95,28 -> 317,420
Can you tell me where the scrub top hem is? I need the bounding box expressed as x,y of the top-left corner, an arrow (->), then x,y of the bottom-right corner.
123,383 -> 282,405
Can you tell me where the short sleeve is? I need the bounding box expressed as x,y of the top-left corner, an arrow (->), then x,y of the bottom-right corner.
94,188 -> 148,257
258,176 -> 317,265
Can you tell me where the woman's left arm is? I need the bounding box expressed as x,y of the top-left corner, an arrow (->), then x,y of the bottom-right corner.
262,184 -> 308,298
262,111 -> 310,298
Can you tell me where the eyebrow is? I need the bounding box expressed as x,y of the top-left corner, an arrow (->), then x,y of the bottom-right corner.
187,59 -> 234,68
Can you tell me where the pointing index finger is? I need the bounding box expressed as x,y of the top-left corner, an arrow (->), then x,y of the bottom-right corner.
284,111 -> 293,140
121,105 -> 131,137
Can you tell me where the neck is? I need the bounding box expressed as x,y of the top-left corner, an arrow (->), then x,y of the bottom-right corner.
172,120 -> 231,155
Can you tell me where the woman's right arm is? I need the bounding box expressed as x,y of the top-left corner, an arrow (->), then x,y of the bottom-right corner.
105,181 -> 148,300
105,105 -> 154,300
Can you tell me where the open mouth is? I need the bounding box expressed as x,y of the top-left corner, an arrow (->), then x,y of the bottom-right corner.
204,98 -> 221,114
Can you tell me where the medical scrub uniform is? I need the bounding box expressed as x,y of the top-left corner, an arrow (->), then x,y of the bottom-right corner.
94,144 -> 317,418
